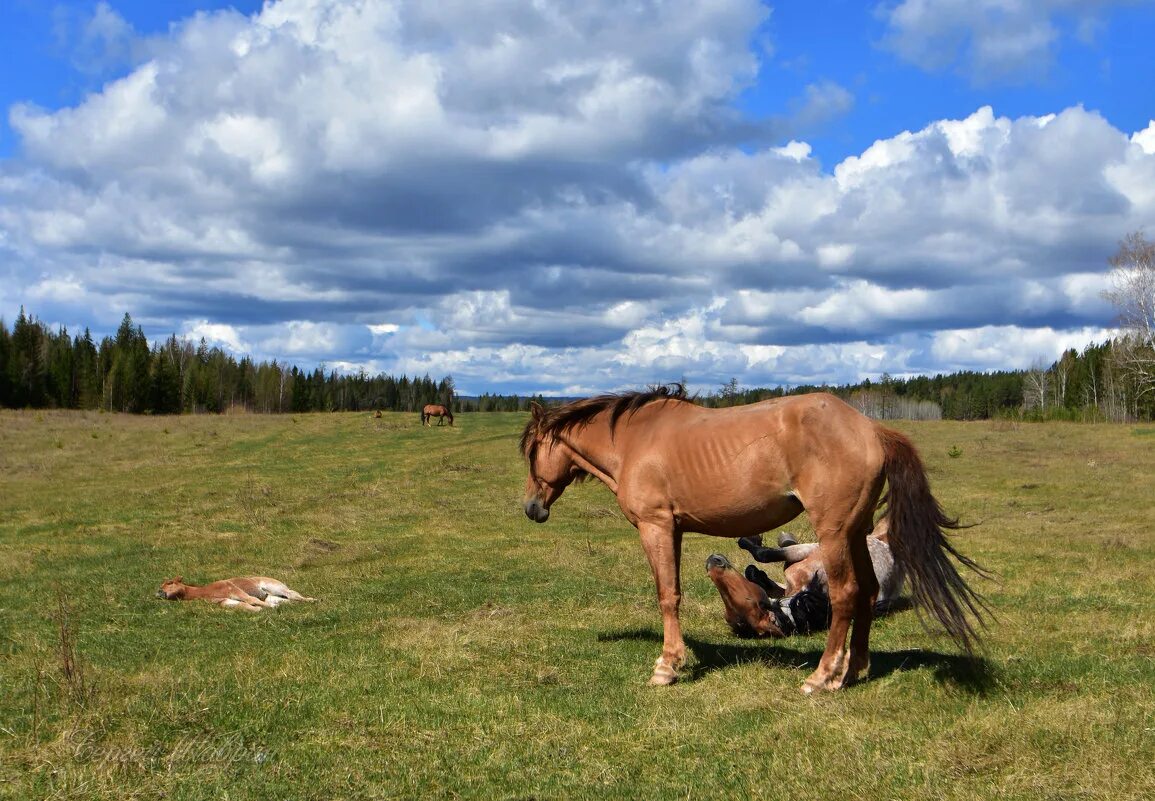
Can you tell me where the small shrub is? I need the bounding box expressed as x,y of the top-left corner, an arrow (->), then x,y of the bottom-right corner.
947,445 -> 963,458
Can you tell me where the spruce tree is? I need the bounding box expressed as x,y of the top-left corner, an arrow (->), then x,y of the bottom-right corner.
0,318 -> 11,407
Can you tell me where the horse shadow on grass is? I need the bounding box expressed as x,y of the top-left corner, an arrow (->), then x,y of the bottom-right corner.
597,629 -> 995,694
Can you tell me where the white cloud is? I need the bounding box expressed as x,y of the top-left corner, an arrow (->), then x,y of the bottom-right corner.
1131,121 -> 1155,154
0,1 -> 1149,395
184,321 -> 248,353
877,0 -> 1133,84
929,325 -> 1112,368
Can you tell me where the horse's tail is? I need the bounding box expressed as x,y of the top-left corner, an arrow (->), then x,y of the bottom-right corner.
876,425 -> 990,654
446,407 -> 454,425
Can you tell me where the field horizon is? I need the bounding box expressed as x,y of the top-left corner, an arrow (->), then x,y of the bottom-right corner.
1,408 -> 1152,799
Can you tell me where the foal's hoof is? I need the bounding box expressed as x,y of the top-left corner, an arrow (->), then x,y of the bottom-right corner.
744,564 -> 771,585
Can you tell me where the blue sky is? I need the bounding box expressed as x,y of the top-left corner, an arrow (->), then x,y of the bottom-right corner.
1,0 -> 1154,395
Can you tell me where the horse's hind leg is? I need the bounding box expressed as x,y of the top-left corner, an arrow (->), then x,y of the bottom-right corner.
281,588 -> 316,602
802,497 -> 880,694
267,582 -> 316,602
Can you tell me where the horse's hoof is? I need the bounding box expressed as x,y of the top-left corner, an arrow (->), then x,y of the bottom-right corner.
648,671 -> 678,687
800,673 -> 847,694
801,678 -> 835,694
649,658 -> 679,686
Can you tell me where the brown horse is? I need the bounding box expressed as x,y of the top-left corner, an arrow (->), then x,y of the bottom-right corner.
738,519 -> 904,609
421,403 -> 454,426
707,521 -> 906,639
520,385 -> 987,693
156,576 -> 316,611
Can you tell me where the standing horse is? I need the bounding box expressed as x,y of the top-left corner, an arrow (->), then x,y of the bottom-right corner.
520,385 -> 987,693
421,404 -> 454,426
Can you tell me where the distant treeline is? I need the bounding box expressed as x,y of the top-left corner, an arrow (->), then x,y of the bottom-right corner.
698,339 -> 1153,422
0,310 -> 466,415
1,308 -> 1151,421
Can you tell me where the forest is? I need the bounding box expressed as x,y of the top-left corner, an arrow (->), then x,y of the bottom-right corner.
1,307 -> 1152,421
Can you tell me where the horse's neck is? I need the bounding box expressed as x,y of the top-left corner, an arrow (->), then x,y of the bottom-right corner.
566,416 -> 623,490
180,583 -> 213,600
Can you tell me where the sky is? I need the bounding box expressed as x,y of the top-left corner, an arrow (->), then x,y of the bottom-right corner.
1,0 -> 1154,396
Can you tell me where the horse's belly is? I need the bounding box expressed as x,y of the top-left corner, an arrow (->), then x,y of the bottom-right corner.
678,495 -> 803,538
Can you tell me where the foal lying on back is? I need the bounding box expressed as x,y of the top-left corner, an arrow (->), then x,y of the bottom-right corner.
156,576 -> 316,612
707,521 -> 905,637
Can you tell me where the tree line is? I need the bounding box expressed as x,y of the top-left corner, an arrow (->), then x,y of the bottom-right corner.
1,309 -> 1152,421
0,310 -> 465,415
700,338 -> 1152,422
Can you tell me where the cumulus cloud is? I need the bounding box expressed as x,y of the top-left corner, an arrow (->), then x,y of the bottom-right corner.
54,1 -> 139,78
0,0 -> 1146,395
876,0 -> 1139,84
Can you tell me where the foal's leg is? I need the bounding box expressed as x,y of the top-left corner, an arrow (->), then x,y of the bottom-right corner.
277,586 -> 316,602
739,537 -> 817,566
220,599 -> 263,612
803,500 -> 879,694
258,580 -> 317,602
638,522 -> 685,685
233,590 -> 275,609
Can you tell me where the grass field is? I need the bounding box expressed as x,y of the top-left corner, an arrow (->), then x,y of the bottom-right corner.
1,408 -> 1153,800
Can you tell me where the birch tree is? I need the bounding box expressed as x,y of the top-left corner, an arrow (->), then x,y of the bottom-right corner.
1102,231 -> 1155,398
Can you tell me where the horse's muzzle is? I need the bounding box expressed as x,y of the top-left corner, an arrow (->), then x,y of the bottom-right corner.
705,553 -> 733,572
524,498 -> 550,523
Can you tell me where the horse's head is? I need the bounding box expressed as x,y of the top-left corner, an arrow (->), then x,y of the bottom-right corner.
705,555 -> 786,638
520,402 -> 585,523
157,576 -> 186,600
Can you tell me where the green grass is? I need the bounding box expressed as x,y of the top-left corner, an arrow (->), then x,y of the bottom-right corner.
1,410 -> 1153,799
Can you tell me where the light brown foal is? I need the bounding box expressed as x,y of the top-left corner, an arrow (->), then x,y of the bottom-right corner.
156,576 -> 316,611
521,386 -> 986,693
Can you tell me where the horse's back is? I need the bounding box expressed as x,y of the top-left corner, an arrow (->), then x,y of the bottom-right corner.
615,393 -> 886,535
640,392 -> 881,476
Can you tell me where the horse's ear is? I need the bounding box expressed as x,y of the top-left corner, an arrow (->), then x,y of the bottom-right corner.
174,576 -> 183,583
529,401 -> 544,420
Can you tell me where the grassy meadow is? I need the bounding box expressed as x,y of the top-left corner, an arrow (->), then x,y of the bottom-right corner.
0,408 -> 1153,800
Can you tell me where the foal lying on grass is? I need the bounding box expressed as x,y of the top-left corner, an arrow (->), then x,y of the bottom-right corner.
706,521 -> 905,638
156,576 -> 316,612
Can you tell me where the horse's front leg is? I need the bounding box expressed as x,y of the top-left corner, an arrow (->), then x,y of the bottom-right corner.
637,522 -> 685,685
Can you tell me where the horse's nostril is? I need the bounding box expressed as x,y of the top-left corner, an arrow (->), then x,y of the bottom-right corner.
524,499 -> 549,523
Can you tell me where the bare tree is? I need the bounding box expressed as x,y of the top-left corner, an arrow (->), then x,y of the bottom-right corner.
1102,231 -> 1155,397
1022,359 -> 1049,415
1052,349 -> 1076,409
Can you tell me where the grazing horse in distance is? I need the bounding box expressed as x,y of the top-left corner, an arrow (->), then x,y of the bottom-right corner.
520,385 -> 987,693
156,576 -> 317,612
422,403 -> 454,426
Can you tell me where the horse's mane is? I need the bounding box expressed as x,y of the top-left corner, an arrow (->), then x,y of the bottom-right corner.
520,384 -> 691,458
